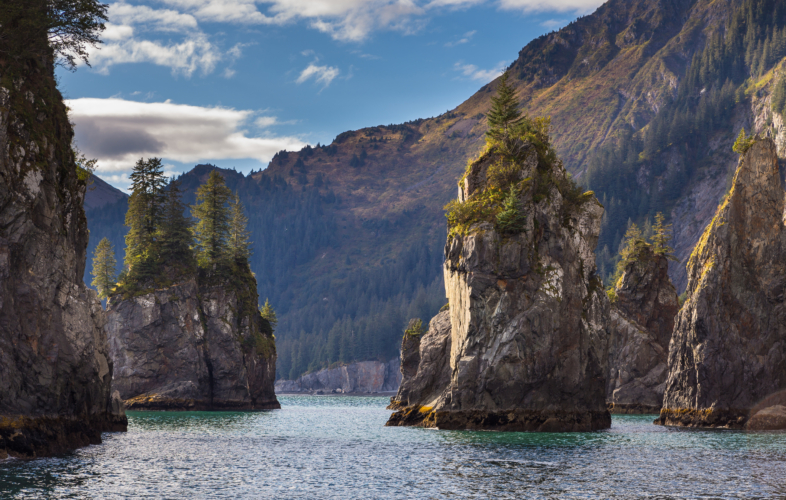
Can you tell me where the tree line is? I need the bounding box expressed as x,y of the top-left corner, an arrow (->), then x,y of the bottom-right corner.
585,0 -> 786,287
91,158 -> 254,299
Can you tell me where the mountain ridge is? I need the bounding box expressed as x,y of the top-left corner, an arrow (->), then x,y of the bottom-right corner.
86,0 -> 786,380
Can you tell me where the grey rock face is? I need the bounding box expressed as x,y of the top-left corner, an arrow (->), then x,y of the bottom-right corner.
107,278 -> 279,410
657,139 -> 786,429
388,143 -> 611,431
607,249 -> 678,414
387,310 -> 452,414
0,51 -> 126,457
275,359 -> 401,394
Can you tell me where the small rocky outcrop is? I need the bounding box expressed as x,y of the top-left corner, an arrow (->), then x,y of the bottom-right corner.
657,139 -> 786,429
107,275 -> 279,410
0,15 -> 127,457
275,359 -> 401,394
387,140 -> 611,432
607,246 -> 679,414
387,310 -> 452,415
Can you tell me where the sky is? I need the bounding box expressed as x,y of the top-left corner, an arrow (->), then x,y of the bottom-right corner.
59,0 -> 606,190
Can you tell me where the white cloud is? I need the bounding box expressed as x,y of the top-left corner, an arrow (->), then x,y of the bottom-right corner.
89,33 -> 222,76
454,60 -> 507,82
254,116 -> 279,127
445,29 -> 475,47
66,98 -> 307,174
102,23 -> 135,41
297,63 -> 340,87
497,0 -> 602,13
108,2 -> 199,32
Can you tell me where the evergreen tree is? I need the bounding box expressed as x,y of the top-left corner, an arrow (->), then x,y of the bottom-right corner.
228,192 -> 252,264
91,237 -> 116,299
496,186 -> 527,233
650,212 -> 676,259
191,170 -> 232,266
260,298 -> 277,331
486,72 -> 525,143
158,178 -> 195,270
124,157 -> 166,278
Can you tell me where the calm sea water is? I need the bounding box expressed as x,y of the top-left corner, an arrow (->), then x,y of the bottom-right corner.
1,395 -> 786,499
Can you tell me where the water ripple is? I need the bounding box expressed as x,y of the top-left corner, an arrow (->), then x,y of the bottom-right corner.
1,395 -> 785,499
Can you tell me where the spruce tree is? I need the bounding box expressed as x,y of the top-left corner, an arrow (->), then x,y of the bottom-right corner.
228,192 -> 252,264
124,157 -> 166,279
650,212 -> 677,259
158,178 -> 195,271
91,237 -> 116,299
191,170 -> 232,267
260,298 -> 277,331
486,72 -> 524,143
496,186 -> 527,234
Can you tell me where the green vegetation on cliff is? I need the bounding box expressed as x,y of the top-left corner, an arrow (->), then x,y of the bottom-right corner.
90,237 -> 116,299
587,0 -> 786,285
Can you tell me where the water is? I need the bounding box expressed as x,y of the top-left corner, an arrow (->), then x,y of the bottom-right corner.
1,396 -> 786,499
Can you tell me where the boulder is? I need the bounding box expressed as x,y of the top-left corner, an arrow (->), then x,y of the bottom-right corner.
387,141 -> 611,431
107,277 -> 279,410
0,10 -> 127,457
745,405 -> 786,431
657,139 -> 786,429
607,247 -> 678,414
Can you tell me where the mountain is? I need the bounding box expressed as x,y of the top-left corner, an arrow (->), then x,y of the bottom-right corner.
85,0 -> 786,380
84,175 -> 127,211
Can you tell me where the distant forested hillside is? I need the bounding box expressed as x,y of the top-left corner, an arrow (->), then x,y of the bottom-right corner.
87,0 -> 786,380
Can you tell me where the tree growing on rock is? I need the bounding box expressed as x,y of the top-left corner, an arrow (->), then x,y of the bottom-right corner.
260,299 -> 277,331
124,157 -> 167,281
228,192 -> 252,264
91,237 -> 116,299
158,178 -> 195,274
192,170 -> 232,267
486,72 -> 524,143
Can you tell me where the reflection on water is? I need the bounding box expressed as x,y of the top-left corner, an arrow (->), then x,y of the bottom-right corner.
1,396 -> 785,499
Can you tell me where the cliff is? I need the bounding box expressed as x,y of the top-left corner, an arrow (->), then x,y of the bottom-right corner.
387,310 -> 452,411
275,359 -> 401,394
0,6 -> 127,458
657,138 -> 786,429
107,272 -> 279,410
387,140 -> 611,432
607,246 -> 679,414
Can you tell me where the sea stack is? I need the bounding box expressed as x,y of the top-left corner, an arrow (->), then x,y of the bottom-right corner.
657,138 -> 786,429
0,5 -> 127,458
106,272 -> 280,410
607,245 -> 678,414
388,132 -> 611,431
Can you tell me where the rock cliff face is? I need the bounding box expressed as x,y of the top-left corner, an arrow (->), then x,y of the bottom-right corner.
275,359 -> 401,394
0,19 -> 127,457
388,143 -> 611,431
607,247 -> 678,414
107,276 -> 279,410
657,139 -> 786,429
387,310 -> 452,412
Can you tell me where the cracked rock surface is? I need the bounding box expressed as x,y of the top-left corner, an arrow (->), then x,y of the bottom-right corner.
607,248 -> 678,414
657,139 -> 786,429
388,143 -> 611,431
107,279 -> 279,410
0,30 -> 126,457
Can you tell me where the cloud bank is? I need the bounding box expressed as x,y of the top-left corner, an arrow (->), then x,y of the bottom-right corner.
67,98 -> 307,177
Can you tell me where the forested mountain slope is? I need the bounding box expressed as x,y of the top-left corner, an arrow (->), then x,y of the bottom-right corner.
86,0 -> 786,380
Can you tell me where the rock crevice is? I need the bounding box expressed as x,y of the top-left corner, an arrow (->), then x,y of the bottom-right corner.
657,138 -> 786,429
107,277 -> 279,410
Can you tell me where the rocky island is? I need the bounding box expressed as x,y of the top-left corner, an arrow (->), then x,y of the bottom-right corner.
0,2 -> 127,458
657,137 -> 786,429
102,168 -> 279,411
606,227 -> 679,414
387,75 -> 611,431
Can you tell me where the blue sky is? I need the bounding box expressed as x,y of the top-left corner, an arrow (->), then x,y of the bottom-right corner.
59,0 -> 604,190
